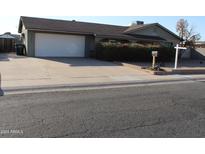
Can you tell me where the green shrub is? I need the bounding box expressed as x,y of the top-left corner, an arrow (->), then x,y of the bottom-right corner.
92,43 -> 175,62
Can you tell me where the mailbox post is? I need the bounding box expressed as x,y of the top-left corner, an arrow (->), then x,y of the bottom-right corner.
152,51 -> 158,69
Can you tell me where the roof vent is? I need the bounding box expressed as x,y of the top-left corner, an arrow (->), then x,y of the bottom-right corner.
4,32 -> 11,35
136,21 -> 144,25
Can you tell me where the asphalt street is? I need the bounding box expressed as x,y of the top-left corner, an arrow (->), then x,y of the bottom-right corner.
0,81 -> 205,137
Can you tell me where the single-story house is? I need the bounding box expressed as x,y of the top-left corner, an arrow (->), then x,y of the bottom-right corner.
18,16 -> 181,57
0,32 -> 21,53
188,41 -> 205,60
195,41 -> 205,48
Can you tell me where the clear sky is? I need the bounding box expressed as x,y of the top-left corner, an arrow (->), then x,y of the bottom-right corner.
0,16 -> 204,40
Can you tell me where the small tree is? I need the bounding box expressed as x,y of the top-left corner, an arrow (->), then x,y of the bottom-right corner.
176,19 -> 201,47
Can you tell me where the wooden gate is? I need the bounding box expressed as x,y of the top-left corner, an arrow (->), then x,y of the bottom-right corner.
0,38 -> 15,53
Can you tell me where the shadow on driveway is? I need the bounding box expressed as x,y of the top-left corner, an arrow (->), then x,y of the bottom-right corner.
0,52 -> 28,61
0,53 -> 121,67
40,57 -> 122,67
0,53 -> 10,61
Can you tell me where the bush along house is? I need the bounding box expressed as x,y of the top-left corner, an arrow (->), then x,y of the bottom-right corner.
18,16 -> 181,61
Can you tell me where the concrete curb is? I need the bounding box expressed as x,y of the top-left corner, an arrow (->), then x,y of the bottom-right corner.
172,69 -> 205,74
0,89 -> 4,96
114,62 -> 205,75
2,77 -> 205,95
0,73 -> 3,96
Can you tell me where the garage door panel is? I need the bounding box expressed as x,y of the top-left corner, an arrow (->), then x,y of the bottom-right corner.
35,33 -> 85,57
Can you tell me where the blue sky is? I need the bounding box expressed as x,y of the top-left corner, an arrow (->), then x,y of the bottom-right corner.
0,16 -> 204,40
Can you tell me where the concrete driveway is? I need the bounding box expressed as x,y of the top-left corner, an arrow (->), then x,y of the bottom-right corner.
0,53 -> 156,89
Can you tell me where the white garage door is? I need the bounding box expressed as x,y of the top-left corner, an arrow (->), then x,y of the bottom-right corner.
35,33 -> 85,57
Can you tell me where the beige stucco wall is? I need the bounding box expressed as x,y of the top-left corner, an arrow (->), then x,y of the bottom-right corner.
21,25 -> 35,56
22,25 -> 28,55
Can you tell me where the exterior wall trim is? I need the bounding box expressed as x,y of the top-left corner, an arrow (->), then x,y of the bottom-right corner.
27,31 -> 35,57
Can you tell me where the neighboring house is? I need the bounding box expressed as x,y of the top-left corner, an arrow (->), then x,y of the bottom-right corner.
195,41 -> 205,48
0,32 -> 21,53
191,48 -> 205,60
18,16 -> 181,57
191,41 -> 205,60
181,41 -> 205,60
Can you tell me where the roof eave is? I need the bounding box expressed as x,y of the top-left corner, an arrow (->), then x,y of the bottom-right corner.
96,34 -> 167,42
27,28 -> 95,36
18,16 -> 24,33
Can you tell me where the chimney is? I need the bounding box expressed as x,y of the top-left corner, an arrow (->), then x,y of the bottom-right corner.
136,21 -> 144,25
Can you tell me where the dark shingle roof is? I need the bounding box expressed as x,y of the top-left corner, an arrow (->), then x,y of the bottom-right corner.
124,23 -> 181,40
18,16 -> 180,42
123,23 -> 154,34
19,16 -> 128,36
0,34 -> 15,39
